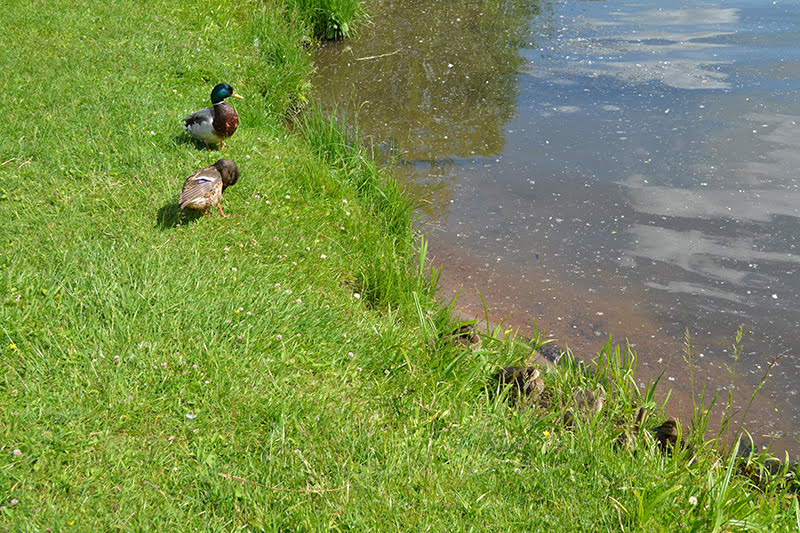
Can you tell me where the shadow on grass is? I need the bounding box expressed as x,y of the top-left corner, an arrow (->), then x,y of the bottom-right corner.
172,132 -> 219,151
156,201 -> 202,229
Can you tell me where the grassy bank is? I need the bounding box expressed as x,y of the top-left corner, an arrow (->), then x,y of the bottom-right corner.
1,0 -> 798,530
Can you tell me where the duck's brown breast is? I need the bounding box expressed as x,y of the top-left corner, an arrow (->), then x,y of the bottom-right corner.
212,102 -> 239,139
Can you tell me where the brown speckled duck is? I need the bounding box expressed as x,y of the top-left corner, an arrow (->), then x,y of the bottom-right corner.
182,83 -> 243,149
179,159 -> 239,217
651,418 -> 690,452
492,365 -> 546,407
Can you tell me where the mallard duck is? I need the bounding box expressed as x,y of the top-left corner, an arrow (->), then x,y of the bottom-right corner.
492,365 -> 545,408
179,159 -> 239,217
651,418 -> 688,452
182,83 -> 243,149
440,323 -> 481,350
563,387 -> 605,428
614,406 -> 647,451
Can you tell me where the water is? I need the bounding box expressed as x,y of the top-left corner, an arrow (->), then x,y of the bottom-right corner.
313,0 -> 800,454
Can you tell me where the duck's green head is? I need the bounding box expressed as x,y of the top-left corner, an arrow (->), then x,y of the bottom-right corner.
210,83 -> 244,105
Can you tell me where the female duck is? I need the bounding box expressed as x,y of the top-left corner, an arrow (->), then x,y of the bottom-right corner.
182,83 -> 243,149
179,159 -> 239,217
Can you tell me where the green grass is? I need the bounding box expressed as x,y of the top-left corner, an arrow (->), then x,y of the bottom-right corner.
286,0 -> 367,40
1,0 -> 798,530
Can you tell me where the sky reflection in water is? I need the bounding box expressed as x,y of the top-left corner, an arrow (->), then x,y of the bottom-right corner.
314,0 -> 800,453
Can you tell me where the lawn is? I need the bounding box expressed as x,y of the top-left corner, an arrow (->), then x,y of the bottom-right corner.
1,0 -> 797,530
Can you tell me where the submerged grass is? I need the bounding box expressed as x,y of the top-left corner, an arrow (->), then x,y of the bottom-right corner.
0,0 -> 797,530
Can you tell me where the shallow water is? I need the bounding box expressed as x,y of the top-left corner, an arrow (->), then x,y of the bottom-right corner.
313,0 -> 800,454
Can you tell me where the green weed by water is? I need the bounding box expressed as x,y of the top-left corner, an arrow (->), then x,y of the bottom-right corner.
286,0 -> 368,40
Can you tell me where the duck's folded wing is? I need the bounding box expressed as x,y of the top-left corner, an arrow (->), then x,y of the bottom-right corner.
183,107 -> 214,127
179,168 -> 221,208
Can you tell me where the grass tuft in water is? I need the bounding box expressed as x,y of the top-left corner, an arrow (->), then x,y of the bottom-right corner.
287,0 -> 368,40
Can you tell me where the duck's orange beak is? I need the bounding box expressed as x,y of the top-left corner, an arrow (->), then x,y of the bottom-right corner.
231,92 -> 244,99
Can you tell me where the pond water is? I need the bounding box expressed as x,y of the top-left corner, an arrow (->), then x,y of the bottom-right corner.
313,0 -> 800,454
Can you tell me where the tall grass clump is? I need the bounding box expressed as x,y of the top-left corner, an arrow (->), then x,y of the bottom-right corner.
286,0 -> 368,39
684,326 -> 789,460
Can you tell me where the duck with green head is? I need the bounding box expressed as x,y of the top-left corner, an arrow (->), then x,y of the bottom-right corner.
182,83 -> 243,149
179,159 -> 239,217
